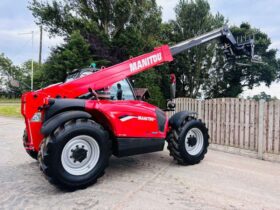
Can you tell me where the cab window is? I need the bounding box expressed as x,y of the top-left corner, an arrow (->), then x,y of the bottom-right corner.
109,80 -> 135,100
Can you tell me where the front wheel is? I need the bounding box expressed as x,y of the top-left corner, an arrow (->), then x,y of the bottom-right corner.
167,119 -> 209,165
38,119 -> 111,189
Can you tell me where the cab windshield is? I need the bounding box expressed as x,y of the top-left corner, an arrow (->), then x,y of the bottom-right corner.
65,68 -> 135,100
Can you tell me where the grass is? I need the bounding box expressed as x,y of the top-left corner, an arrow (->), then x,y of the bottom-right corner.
0,98 -> 21,118
0,98 -> 21,103
0,102 -> 21,117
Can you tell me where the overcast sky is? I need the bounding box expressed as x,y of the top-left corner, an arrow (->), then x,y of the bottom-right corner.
0,0 -> 279,97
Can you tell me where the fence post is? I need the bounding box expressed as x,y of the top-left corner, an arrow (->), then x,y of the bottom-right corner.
198,99 -> 202,119
258,99 -> 265,159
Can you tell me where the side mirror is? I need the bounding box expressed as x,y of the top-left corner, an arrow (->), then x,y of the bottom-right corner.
167,100 -> 176,109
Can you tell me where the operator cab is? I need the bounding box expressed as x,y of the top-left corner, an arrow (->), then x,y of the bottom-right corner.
65,67 -> 136,100
65,67 -> 99,82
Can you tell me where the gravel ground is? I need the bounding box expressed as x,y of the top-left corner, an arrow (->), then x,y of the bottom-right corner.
0,116 -> 280,210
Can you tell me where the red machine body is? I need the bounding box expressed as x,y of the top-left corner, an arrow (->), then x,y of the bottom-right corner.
21,25 -> 256,189
21,45 -> 173,151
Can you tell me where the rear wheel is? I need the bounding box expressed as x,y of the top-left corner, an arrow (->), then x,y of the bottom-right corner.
167,119 -> 209,165
38,119 -> 111,189
23,129 -> 38,160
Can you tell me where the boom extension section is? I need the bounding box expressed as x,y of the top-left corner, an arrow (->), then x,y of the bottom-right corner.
170,25 -> 254,58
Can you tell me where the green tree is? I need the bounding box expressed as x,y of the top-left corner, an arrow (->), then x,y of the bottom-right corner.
42,31 -> 92,85
166,0 -> 225,98
0,53 -> 27,95
247,91 -> 278,102
203,23 -> 280,98
0,53 -> 14,94
20,60 -> 43,90
30,0 -> 167,107
29,0 -> 163,64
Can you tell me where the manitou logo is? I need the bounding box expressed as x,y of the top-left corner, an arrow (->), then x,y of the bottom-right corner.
137,116 -> 155,121
129,53 -> 162,72
119,116 -> 155,122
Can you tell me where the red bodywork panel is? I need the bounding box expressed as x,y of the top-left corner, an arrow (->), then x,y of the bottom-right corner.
21,45 -> 173,151
85,100 -> 168,138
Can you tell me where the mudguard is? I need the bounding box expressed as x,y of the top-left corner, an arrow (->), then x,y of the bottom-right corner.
41,110 -> 91,136
44,99 -> 86,121
168,111 -> 197,129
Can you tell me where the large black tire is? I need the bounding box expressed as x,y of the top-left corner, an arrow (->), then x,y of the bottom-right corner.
38,119 -> 111,190
23,129 -> 38,160
167,119 -> 209,165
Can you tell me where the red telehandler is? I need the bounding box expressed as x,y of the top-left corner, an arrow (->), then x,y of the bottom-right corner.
21,25 -> 255,189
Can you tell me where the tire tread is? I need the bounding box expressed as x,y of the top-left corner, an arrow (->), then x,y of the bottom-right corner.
166,118 -> 209,165
38,118 -> 110,190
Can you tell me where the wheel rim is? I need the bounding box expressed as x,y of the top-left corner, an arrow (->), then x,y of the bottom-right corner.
185,128 -> 204,156
61,135 -> 100,176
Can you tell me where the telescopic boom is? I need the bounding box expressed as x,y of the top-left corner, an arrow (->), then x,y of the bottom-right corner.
35,25 -> 255,99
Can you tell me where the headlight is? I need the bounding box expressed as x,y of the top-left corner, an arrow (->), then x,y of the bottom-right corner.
31,112 -> 42,122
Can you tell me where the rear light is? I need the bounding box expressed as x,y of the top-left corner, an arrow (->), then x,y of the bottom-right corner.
31,112 -> 42,122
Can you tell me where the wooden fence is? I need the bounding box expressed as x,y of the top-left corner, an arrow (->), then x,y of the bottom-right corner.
166,98 -> 280,161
